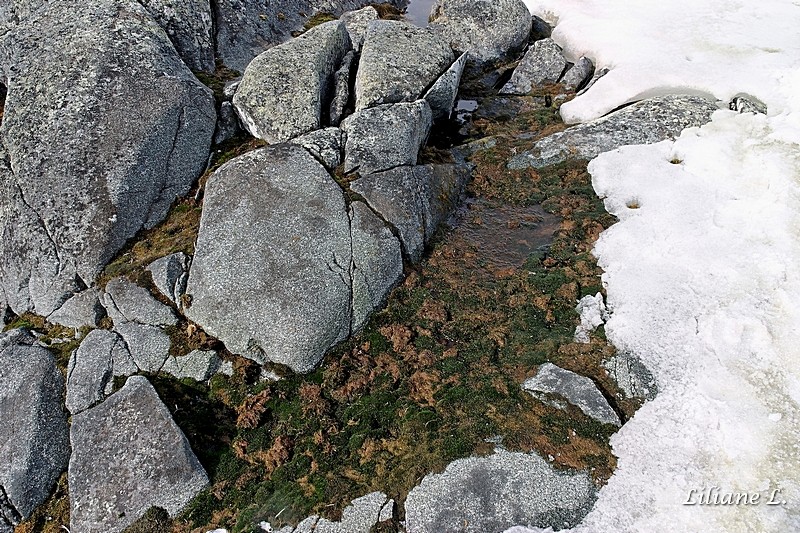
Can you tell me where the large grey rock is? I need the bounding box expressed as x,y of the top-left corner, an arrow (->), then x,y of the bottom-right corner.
500,38 -> 567,95
340,6 -> 378,51
350,163 -> 467,262
232,20 -> 352,143
214,0 -> 405,72
66,329 -> 130,414
404,449 -> 596,532
355,20 -> 454,110
329,50 -> 355,126
341,100 -> 432,174
161,349 -> 221,381
114,321 -> 172,373
138,0 -> 215,71
508,95 -> 719,169
350,202 -> 403,332
424,52 -> 467,120
103,277 -> 177,326
69,376 -> 208,533
523,363 -> 620,426
47,288 -> 105,329
185,145 -> 352,373
147,252 -> 191,306
290,127 -> 345,171
0,0 -> 216,317
314,492 -> 392,532
0,340 -> 70,528
429,0 -> 532,68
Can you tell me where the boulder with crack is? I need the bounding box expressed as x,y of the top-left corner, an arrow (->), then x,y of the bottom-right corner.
508,95 -> 719,169
290,127 -> 345,171
340,6 -> 378,52
355,20 -> 454,110
0,332 -> 70,530
232,20 -> 352,143
429,0 -> 532,69
68,376 -> 208,533
185,145 -> 353,373
0,0 -> 216,317
341,100 -> 433,175
66,328 -> 133,414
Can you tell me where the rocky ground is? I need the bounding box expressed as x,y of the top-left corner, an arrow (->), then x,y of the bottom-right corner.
0,1 -> 733,532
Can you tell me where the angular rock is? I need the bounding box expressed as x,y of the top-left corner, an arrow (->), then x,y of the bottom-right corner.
214,101 -> 242,145
147,252 -> 191,306
429,0 -> 532,68
161,350 -> 221,382
114,322 -> 171,373
424,52 -> 467,120
330,51 -> 355,126
523,363 -> 620,426
0,0 -> 216,317
315,492 -> 391,533
355,20 -> 454,110
214,0 -> 405,72
0,340 -> 70,527
232,20 -> 351,143
103,277 -> 177,326
69,376 -> 208,533
341,100 -> 432,175
529,14 -> 552,42
730,94 -> 767,114
560,56 -> 594,91
138,0 -> 215,71
340,6 -> 378,51
290,128 -> 345,171
508,95 -> 719,169
603,353 -> 657,402
66,329 -> 128,414
500,38 -> 566,95
350,202 -> 404,332
404,448 -> 596,532
47,288 -> 105,329
185,145 -> 352,373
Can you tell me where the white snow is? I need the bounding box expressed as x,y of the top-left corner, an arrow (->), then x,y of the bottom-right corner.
573,292 -> 607,343
507,1 -> 800,532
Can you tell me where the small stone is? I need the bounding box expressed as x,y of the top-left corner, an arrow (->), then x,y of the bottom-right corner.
603,354 -> 657,401
103,277 -> 177,327
500,38 -> 567,95
314,492 -> 390,533
560,56 -> 594,91
424,52 -> 468,120
214,101 -> 242,145
114,322 -> 171,373
290,128 -> 345,171
161,350 -> 221,382
729,94 -> 767,114
147,252 -> 191,306
523,363 -> 620,426
66,329 -> 128,414
47,288 -> 105,328
330,51 -> 355,126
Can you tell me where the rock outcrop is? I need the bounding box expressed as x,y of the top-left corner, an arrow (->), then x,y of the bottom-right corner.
0,334 -> 70,530
355,20 -> 454,110
429,0 -> 532,68
508,95 -> 719,169
138,0 -> 215,71
69,376 -> 208,533
0,0 -> 216,316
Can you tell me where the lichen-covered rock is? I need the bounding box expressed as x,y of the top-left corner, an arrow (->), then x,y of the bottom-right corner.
233,20 -> 351,143
429,0 -> 532,68
47,288 -> 105,329
69,376 -> 208,533
0,0 -> 216,317
340,6 -> 378,51
147,252 -> 191,306
341,100 -> 432,174
404,449 -> 596,532
185,145 -> 352,372
103,277 -> 178,327
161,350 -> 221,381
501,38 -> 567,95
508,95 -> 719,169
290,127 -> 345,171
350,202 -> 403,332
355,20 -> 454,110
329,50 -> 355,126
0,338 -> 70,528
523,363 -> 621,426
137,0 -> 215,71
560,56 -> 594,91
424,52 -> 467,120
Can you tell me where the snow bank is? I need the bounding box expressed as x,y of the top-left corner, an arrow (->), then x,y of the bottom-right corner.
508,1 -> 800,532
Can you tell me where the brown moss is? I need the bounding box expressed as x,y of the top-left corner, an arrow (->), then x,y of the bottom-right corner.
14,473 -> 70,533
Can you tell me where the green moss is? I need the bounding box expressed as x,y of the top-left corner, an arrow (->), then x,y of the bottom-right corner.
304,12 -> 336,30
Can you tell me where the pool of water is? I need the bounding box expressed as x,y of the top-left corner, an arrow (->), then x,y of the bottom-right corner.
405,0 -> 438,26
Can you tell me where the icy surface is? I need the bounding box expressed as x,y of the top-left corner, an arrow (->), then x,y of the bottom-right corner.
509,1 -> 800,532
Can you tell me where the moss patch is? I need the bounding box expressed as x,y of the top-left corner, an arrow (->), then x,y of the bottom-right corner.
304,12 -> 336,30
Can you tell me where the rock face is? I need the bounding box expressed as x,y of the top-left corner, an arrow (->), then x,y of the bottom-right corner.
501,38 -> 567,95
214,0 -> 405,72
341,101 -> 433,174
508,95 -> 719,169
0,0 -> 216,317
69,376 -> 208,533
404,448 -> 596,532
355,20 -> 454,110
523,363 -> 621,426
429,0 -> 532,68
350,202 -> 404,332
424,52 -> 468,120
138,0 -> 215,71
233,20 -> 351,143
185,145 -> 352,372
0,337 -> 70,528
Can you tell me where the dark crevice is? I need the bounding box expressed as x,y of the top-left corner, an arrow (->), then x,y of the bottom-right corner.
588,375 -> 629,425
0,484 -> 22,527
